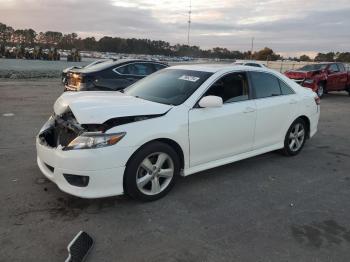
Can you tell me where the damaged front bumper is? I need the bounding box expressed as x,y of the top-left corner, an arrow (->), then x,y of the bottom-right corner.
36,116 -> 136,198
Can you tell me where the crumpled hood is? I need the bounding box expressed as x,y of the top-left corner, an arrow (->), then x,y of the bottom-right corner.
285,70 -> 323,79
284,70 -> 308,79
54,91 -> 172,124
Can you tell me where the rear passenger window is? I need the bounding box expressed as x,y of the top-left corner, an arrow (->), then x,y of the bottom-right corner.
115,63 -> 154,76
129,63 -> 153,76
154,63 -> 167,71
115,65 -> 129,74
279,80 -> 295,95
250,72 -> 281,99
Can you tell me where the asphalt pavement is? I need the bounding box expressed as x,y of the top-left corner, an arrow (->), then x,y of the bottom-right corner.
0,79 -> 349,262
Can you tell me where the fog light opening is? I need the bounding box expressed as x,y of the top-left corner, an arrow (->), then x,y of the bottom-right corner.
63,174 -> 90,187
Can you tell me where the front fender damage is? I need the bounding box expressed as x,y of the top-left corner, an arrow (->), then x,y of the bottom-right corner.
38,109 -> 169,148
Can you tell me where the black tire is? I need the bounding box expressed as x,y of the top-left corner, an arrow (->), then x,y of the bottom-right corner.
282,118 -> 307,156
124,141 -> 180,201
317,83 -> 325,98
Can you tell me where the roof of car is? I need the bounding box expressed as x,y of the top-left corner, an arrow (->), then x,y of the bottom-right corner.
167,64 -> 271,73
111,58 -> 168,65
70,59 -> 168,74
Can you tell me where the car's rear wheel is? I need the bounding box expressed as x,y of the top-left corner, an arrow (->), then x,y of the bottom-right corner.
317,83 -> 325,98
282,118 -> 307,156
124,142 -> 180,201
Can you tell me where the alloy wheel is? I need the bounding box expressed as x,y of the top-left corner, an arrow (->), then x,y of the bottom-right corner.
317,85 -> 324,97
288,123 -> 305,152
136,152 -> 174,196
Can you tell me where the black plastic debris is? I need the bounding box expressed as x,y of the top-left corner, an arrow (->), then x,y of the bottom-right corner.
65,231 -> 93,262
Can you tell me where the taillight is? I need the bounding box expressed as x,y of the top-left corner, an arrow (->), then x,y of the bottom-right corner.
314,96 -> 321,105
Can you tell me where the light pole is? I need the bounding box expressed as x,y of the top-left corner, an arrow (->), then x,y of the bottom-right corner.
187,0 -> 192,46
250,37 -> 254,59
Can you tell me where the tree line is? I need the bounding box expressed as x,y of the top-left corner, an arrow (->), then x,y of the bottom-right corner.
1,22 -> 349,62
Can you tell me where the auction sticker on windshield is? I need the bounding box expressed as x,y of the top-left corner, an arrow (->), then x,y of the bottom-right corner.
179,75 -> 200,82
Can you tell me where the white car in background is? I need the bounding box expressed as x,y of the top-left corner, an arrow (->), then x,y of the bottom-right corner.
233,60 -> 267,68
36,64 -> 320,201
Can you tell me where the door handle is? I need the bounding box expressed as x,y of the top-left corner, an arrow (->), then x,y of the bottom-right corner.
243,107 -> 256,113
289,99 -> 297,104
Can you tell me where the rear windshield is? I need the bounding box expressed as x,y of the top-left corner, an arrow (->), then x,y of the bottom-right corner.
124,69 -> 213,105
298,64 -> 327,71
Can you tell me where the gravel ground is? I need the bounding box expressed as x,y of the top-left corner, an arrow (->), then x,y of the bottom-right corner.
0,79 -> 350,262
0,59 -> 92,79
0,58 -> 228,79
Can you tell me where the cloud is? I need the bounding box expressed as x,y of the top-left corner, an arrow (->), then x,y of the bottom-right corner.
0,0 -> 349,56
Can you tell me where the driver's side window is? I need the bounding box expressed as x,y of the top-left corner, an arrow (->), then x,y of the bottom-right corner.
204,72 -> 249,103
329,64 -> 339,73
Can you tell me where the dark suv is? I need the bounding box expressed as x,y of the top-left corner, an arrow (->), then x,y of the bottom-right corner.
64,59 -> 168,91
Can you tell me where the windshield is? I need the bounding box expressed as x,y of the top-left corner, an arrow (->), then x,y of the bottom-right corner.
124,69 -> 213,105
298,64 -> 327,71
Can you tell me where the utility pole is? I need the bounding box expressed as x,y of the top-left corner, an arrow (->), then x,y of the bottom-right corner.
187,0 -> 192,46
250,37 -> 254,59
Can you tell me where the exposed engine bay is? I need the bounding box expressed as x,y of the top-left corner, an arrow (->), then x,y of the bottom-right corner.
38,109 -> 165,148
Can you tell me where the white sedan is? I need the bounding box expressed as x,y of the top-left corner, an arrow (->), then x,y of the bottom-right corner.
36,65 -> 320,201
233,60 -> 267,68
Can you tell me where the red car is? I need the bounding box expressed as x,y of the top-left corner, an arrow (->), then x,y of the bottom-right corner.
285,63 -> 350,97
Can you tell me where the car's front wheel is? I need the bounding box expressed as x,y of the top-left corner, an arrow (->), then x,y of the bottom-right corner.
124,142 -> 180,201
282,118 -> 307,156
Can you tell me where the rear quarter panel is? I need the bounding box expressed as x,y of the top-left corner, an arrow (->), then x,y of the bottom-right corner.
278,74 -> 319,137
295,88 -> 320,137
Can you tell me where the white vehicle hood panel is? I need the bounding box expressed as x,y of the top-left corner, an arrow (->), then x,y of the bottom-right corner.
54,91 -> 172,124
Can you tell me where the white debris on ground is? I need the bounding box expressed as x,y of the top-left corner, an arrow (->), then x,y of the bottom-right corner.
2,113 -> 15,117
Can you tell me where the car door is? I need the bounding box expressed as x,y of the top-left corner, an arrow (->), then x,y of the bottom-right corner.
249,71 -> 297,150
326,64 -> 341,91
188,72 -> 257,167
336,63 -> 348,90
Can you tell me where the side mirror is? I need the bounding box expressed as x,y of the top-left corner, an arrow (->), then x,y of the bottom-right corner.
198,95 -> 223,108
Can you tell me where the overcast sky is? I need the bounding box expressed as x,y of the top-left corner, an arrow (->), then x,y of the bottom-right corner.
1,0 -> 350,57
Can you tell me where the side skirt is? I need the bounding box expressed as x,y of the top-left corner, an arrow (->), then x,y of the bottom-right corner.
183,143 -> 284,176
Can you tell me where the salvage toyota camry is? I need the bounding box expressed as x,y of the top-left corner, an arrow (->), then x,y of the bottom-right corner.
36,65 -> 320,201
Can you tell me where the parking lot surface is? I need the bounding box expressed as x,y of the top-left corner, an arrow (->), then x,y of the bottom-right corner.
0,79 -> 350,262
